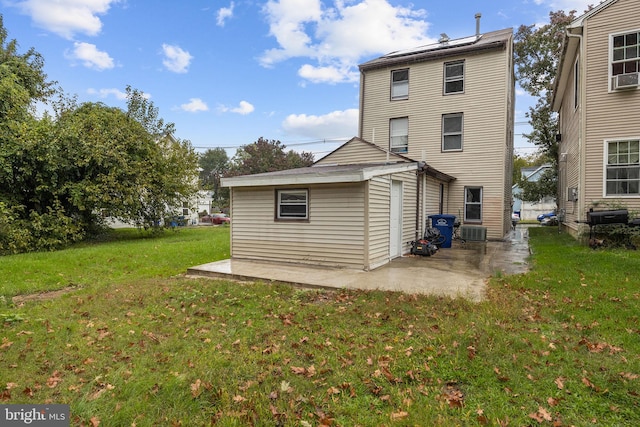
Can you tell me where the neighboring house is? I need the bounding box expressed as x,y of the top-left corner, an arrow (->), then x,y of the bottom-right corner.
512,164 -> 556,220
222,138 -> 453,270
552,0 -> 640,236
358,24 -> 515,241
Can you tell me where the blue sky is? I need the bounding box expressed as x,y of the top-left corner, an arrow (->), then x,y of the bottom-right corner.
1,0 -> 594,159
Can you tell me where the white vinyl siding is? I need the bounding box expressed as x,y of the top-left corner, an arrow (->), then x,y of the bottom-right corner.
581,0 -> 640,214
231,184 -> 366,268
359,30 -> 514,240
315,138 -> 397,165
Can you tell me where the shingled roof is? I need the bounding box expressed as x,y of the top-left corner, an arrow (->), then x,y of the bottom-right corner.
359,27 -> 513,72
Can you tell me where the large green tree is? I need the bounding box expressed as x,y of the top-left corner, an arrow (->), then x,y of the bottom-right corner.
199,147 -> 229,207
0,17 -> 198,253
513,10 -> 577,202
228,137 -> 314,177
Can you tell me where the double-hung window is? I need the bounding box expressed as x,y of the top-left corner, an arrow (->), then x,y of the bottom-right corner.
605,139 -> 640,196
612,30 -> 640,76
390,117 -> 408,153
277,189 -> 308,219
442,113 -> 463,151
611,30 -> 640,90
391,69 -> 409,100
444,60 -> 464,94
464,187 -> 482,222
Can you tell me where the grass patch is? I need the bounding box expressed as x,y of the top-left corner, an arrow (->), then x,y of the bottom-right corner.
0,226 -> 638,426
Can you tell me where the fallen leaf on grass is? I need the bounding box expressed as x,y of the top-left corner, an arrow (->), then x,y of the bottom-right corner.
233,395 -> 246,403
47,371 -> 63,388
0,338 -> 13,349
528,406 -> 552,422
390,411 -> 408,420
190,379 -> 202,398
554,377 -> 565,389
620,372 -> 639,380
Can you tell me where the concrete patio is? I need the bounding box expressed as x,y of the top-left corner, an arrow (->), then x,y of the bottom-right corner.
187,225 -> 532,301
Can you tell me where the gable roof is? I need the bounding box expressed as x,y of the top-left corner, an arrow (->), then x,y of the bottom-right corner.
315,136 -> 414,165
316,136 -> 455,182
359,28 -> 513,72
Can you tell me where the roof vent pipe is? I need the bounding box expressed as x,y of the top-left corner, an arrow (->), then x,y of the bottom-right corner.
475,13 -> 482,36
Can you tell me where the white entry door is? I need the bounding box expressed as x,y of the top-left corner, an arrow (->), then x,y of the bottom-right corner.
389,180 -> 403,259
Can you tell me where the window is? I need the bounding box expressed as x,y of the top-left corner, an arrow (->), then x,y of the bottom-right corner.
390,117 -> 408,153
277,189 -> 308,219
391,69 -> 409,100
606,139 -> 640,196
182,202 -> 189,216
442,113 -> 463,151
574,56 -> 579,108
464,187 -> 482,222
444,60 -> 464,94
612,30 -> 639,76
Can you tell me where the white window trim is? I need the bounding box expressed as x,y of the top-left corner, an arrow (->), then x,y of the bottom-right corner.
390,117 -> 408,153
602,137 -> 640,198
608,28 -> 640,93
464,186 -> 483,223
443,60 -> 465,95
276,189 -> 309,220
573,55 -> 579,110
391,69 -> 409,100
442,113 -> 463,151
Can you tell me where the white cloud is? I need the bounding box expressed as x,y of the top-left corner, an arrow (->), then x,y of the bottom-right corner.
298,64 -> 359,84
217,2 -> 234,27
14,0 -> 118,39
282,108 -> 358,139
65,42 -> 114,70
161,44 -> 193,73
218,101 -> 255,115
181,98 -> 209,112
87,88 -> 128,100
259,0 -> 434,84
538,0 -> 596,13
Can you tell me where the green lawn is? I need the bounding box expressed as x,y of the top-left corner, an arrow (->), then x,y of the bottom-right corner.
0,226 -> 638,426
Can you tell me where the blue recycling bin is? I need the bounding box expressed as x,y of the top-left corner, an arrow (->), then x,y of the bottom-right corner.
428,214 -> 457,248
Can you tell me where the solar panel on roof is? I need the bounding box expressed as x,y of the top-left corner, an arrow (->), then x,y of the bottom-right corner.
384,35 -> 481,58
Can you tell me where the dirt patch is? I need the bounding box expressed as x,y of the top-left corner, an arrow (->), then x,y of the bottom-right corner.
12,286 -> 80,305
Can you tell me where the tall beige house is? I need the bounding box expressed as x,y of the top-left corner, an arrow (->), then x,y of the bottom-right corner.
357,24 -> 515,240
553,0 -> 640,236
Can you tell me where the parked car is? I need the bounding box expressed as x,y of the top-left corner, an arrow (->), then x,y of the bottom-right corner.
537,211 -> 556,222
540,215 -> 558,226
201,213 -> 230,225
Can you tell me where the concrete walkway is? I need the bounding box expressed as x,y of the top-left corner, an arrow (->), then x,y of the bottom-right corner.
187,225 -> 532,301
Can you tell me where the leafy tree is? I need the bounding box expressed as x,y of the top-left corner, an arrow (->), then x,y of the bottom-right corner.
228,137 -> 314,177
0,18 -> 198,253
513,10 -> 577,202
199,147 -> 230,207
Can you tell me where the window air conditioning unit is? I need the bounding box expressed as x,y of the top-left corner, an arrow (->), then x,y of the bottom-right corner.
460,225 -> 487,242
613,72 -> 639,90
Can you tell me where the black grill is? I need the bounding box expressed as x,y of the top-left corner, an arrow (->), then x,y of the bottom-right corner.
587,209 -> 628,226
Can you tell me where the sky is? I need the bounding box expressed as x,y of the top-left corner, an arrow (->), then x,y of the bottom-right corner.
1,0 -> 596,160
